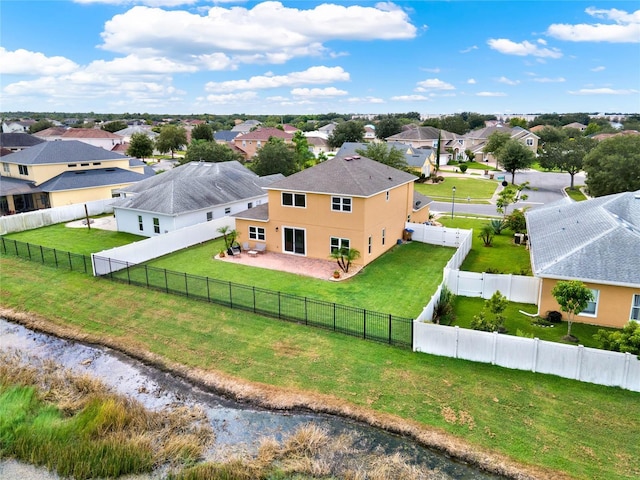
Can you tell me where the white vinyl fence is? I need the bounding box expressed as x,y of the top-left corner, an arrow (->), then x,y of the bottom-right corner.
413,323 -> 640,392
444,268 -> 541,304
92,217 -> 234,276
0,199 -> 115,235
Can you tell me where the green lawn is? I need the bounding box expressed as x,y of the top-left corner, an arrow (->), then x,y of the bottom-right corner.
438,216 -> 532,275
5,221 -> 144,255
414,177 -> 498,204
1,256 -> 638,480
446,160 -> 500,171
565,186 -> 588,202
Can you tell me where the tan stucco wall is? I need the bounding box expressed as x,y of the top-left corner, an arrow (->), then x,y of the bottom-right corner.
49,183 -> 133,207
539,278 -> 640,328
1,158 -> 131,185
236,182 -> 415,266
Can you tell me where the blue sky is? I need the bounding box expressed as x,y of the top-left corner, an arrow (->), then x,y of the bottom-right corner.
1,0 -> 639,116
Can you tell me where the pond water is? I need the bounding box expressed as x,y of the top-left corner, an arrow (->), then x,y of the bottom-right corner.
0,319 -> 504,480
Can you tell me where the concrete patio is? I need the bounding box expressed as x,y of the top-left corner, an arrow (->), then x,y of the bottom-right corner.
214,250 -> 363,281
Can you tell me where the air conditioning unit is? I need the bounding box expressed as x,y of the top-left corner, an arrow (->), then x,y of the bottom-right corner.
514,233 -> 524,244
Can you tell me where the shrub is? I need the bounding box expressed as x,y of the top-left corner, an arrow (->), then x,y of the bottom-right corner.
433,285 -> 456,325
594,321 -> 640,357
478,224 -> 494,247
459,164 -> 468,173
490,219 -> 506,235
471,291 -> 507,333
545,311 -> 562,323
505,209 -> 527,234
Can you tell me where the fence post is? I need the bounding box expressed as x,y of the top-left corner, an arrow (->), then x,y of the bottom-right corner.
575,345 -> 584,380
82,255 -> 87,274
388,314 -> 392,345
363,309 -> 367,339
333,303 -> 336,331
253,286 -> 256,313
228,282 -> 233,308
277,291 -> 281,319
126,263 -> 131,284
411,318 -> 414,350
108,257 -> 112,277
27,243 -> 32,260
40,245 -> 44,264
15,240 -> 19,256
304,297 -> 308,325
491,331 -> 498,365
454,326 -> 460,358
206,277 -> 210,302
532,338 -> 539,373
164,269 -> 169,293
67,251 -> 72,270
622,352 -> 631,390
0,236 -> 5,253
145,265 -> 149,288
184,272 -> 188,298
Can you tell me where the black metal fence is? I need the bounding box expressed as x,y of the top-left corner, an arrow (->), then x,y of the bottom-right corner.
0,237 -> 414,348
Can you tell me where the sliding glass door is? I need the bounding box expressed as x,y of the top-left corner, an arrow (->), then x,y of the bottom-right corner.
283,227 -> 305,255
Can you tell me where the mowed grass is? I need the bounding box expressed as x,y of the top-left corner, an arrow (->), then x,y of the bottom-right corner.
414,177 -> 498,203
438,216 -> 532,275
1,256 -> 639,480
4,221 -> 144,255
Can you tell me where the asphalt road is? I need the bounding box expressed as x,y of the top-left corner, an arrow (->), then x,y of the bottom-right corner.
431,169 -> 585,217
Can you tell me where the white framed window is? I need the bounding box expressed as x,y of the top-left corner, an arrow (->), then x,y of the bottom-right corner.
224,207 -> 231,214
247,202 -> 253,209
386,191 -> 389,201
526,138 -> 534,146
331,196 -> 352,212
368,235 -> 372,254
382,228 -> 386,246
249,226 -> 265,241
282,192 -> 306,208
18,165 -> 29,175
206,212 -> 213,221
138,215 -> 143,231
580,289 -> 599,316
2,163 -> 9,173
153,217 -> 160,234
330,237 -> 350,253
631,294 -> 640,322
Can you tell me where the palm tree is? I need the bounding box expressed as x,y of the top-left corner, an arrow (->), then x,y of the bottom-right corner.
217,225 -> 231,249
330,247 -> 361,273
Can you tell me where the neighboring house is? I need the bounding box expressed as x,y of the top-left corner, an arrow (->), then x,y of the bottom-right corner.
231,119 -> 262,134
336,142 -> 433,177
282,124 -> 299,134
112,161 -> 283,236
114,125 -> 158,143
317,122 -> 338,138
2,120 -> 35,133
385,127 -> 461,164
0,133 -> 45,152
32,126 -> 68,141
463,126 -> 539,163
233,155 -> 431,267
233,127 -> 294,159
0,140 -> 153,214
563,122 -> 587,131
304,135 -> 333,157
526,191 -> 640,329
59,128 -> 125,150
364,125 -> 376,141
214,130 -> 241,144
591,130 -> 640,142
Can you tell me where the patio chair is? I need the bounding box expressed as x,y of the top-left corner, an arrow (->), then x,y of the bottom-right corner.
241,242 -> 251,252
254,243 -> 266,254
230,244 -> 242,256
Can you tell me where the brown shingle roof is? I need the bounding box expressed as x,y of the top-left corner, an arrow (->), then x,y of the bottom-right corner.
62,128 -> 122,139
265,155 -> 417,197
235,127 -> 293,141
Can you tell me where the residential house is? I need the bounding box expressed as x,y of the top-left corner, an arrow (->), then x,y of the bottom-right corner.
233,127 -> 294,159
591,130 -> 640,142
2,120 -> 36,133
363,125 -> 377,141
59,128 -> 125,150
385,126 -> 461,164
336,142 -> 434,177
304,135 -> 333,158
563,122 -> 587,131
526,191 -> 640,328
214,130 -> 241,144
282,124 -> 299,134
0,133 -> 45,152
0,140 -> 153,214
112,161 -> 283,236
317,122 -> 338,138
231,119 -> 261,134
463,126 -> 539,163
114,124 -> 158,143
32,126 -> 68,141
233,155 -> 431,267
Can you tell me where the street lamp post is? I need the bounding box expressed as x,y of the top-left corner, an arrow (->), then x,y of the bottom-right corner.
451,186 -> 456,219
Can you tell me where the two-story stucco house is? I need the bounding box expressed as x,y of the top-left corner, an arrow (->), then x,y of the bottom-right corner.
0,140 -> 153,214
233,127 -> 294,159
463,126 -> 539,163
233,155 -> 431,267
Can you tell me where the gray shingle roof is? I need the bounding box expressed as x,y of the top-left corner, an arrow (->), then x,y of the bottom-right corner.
0,176 -> 42,196
214,131 -> 240,142
232,203 -> 269,221
265,155 -> 417,197
0,133 -> 45,148
413,191 -> 433,210
113,161 -> 283,215
526,191 -> 640,286
2,140 -> 127,165
38,168 -> 150,192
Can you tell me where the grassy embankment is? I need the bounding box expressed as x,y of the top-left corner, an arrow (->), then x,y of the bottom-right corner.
414,177 -> 498,204
1,255 -> 639,480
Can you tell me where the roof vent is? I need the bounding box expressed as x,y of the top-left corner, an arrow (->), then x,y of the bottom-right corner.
344,156 -> 353,161
353,155 -> 360,160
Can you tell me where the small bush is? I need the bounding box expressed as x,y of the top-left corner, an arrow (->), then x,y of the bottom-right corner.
490,219 -> 506,235
459,164 -> 468,173
546,311 -> 562,323
433,285 -> 456,325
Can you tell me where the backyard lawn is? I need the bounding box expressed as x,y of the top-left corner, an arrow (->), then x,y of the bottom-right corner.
414,177 -> 498,204
438,216 -> 532,275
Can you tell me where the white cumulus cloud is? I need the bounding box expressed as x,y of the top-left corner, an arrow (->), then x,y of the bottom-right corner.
532,77 -> 566,83
569,88 -> 639,95
290,87 -> 348,97
547,7 -> 640,43
487,38 -> 562,58
416,78 -> 455,90
205,66 -> 349,92
476,92 -> 507,97
591,66 -> 606,72
0,48 -> 79,75
390,94 -> 428,101
497,76 -> 520,85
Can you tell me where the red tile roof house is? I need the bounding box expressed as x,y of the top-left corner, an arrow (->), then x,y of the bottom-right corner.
58,128 -> 125,151
233,127 -> 294,159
